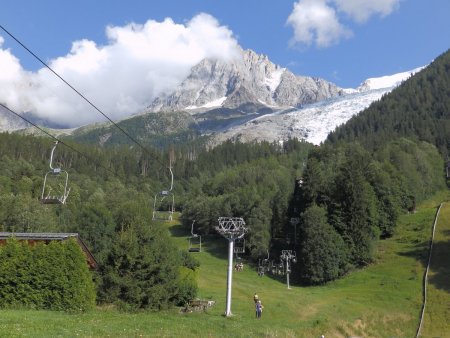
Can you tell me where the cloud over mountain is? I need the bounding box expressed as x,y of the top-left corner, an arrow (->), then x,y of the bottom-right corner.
0,13 -> 241,127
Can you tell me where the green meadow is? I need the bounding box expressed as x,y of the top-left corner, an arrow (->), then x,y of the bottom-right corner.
1,191 -> 449,338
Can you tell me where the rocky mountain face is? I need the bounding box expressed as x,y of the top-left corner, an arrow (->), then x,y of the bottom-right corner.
1,47 -> 424,149
210,67 -> 424,146
0,105 -> 30,131
147,49 -> 343,113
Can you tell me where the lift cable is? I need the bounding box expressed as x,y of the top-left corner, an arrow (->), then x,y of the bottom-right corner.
0,24 -> 192,190
0,24 -> 159,164
0,102 -> 139,183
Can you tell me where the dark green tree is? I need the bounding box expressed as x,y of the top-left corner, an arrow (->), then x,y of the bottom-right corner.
298,204 -> 349,284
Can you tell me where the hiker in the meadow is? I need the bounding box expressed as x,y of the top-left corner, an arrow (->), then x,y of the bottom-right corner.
255,299 -> 263,319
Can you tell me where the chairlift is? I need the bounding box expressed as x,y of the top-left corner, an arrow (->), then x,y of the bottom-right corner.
234,250 -> 244,271
291,252 -> 297,264
188,220 -> 202,252
257,250 -> 271,276
235,260 -> 244,272
152,160 -> 175,221
277,263 -> 285,275
233,237 -> 245,254
257,265 -> 265,277
40,141 -> 70,205
270,261 -> 278,275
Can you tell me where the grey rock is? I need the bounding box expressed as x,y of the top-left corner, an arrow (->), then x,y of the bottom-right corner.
146,49 -> 343,113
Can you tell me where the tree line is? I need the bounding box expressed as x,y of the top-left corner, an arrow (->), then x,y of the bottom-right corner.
327,49 -> 450,157
0,133 -> 199,311
0,48 -> 448,308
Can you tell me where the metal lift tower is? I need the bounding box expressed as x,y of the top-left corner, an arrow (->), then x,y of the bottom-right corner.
216,217 -> 247,317
280,250 -> 297,289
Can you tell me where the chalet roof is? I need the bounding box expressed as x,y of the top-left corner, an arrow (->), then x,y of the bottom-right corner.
0,232 -> 79,240
0,232 -> 97,269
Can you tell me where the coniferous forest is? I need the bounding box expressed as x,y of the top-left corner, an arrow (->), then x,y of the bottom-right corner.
0,48 -> 449,310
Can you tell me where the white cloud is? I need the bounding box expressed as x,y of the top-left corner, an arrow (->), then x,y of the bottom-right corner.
286,0 -> 351,48
0,38 -> 34,112
287,0 -> 401,47
0,13 -> 241,127
334,0 -> 402,22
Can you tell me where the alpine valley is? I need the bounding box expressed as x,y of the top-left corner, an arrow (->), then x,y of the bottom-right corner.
1,49 -> 423,147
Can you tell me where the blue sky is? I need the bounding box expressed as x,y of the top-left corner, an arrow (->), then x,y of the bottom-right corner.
0,0 -> 449,126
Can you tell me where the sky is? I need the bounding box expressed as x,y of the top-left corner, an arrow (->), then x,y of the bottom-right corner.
0,0 -> 449,127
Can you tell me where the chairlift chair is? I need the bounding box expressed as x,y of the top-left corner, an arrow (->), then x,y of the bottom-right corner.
277,263 -> 285,275
234,250 -> 244,271
152,161 -> 175,221
152,191 -> 175,221
257,265 -> 265,276
257,258 -> 270,276
188,220 -> 202,252
233,237 -> 245,254
257,249 -> 271,276
40,141 -> 70,205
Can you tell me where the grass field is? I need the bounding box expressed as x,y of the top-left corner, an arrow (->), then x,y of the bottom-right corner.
420,200 -> 450,337
0,191 -> 449,338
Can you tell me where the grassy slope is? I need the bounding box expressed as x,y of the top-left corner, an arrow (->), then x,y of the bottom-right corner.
421,201 -> 450,337
0,192 -> 449,338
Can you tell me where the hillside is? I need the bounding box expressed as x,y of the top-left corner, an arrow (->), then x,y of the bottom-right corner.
328,49 -> 450,156
1,194 -> 449,337
0,45 -> 449,336
67,110 -> 203,148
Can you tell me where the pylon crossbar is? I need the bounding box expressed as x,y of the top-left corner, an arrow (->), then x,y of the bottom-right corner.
281,250 -> 296,260
216,217 -> 247,238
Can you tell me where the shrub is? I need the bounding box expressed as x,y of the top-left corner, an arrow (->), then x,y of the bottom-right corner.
0,238 -> 95,311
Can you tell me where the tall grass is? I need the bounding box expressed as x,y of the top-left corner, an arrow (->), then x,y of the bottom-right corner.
0,191 -> 449,337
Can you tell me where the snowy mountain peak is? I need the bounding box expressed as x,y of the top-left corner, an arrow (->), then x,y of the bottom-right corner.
146,49 -> 342,113
357,66 -> 425,92
211,65 -> 426,146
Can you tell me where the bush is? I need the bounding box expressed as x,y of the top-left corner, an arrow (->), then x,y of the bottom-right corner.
0,238 -> 96,311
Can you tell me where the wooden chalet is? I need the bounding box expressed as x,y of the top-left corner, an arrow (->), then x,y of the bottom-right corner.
0,232 -> 97,269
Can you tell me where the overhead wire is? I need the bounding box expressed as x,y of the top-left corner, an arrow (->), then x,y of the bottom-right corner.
0,24 -> 193,191
1,100 -> 181,218
0,101 -> 125,179
0,24 -> 150,156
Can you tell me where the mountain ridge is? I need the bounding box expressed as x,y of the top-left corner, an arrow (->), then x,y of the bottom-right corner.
1,48 -> 425,148
146,49 -> 344,114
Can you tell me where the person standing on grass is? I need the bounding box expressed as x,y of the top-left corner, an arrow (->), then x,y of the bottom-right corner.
255,299 -> 263,319
253,293 -> 259,304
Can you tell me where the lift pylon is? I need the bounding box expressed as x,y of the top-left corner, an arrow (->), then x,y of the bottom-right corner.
216,217 -> 247,317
